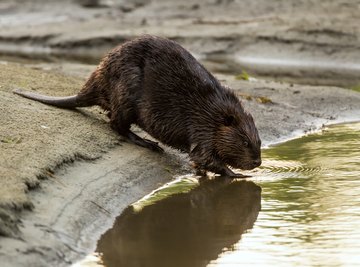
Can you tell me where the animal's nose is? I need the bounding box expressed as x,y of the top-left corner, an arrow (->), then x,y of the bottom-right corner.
253,159 -> 262,167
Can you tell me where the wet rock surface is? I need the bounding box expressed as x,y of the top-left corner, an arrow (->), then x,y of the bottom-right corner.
0,0 -> 360,266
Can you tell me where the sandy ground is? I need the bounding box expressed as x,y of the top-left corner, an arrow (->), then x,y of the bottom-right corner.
0,0 -> 360,266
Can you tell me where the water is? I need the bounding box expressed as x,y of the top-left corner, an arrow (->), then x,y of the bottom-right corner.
204,54 -> 360,88
76,122 -> 360,267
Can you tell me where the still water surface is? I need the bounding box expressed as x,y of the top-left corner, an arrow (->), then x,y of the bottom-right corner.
77,122 -> 360,267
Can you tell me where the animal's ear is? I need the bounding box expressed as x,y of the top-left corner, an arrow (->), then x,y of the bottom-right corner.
224,114 -> 235,126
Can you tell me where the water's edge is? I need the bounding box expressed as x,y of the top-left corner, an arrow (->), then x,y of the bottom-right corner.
1,73 -> 360,267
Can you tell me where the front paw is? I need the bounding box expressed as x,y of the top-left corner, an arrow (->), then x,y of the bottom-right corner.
220,166 -> 251,179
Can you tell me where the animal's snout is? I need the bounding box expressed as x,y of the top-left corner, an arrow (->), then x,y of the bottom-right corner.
252,159 -> 262,168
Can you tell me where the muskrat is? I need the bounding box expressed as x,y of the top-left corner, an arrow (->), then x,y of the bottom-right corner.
13,35 -> 261,177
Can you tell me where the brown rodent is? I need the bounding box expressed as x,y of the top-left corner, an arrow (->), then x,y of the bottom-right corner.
14,35 -> 261,177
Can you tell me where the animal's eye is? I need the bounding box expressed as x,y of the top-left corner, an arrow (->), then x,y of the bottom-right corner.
243,141 -> 249,147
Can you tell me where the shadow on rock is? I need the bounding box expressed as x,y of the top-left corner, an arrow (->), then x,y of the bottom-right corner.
97,177 -> 262,267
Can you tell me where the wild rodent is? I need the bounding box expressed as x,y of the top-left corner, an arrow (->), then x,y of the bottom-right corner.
14,35 -> 261,177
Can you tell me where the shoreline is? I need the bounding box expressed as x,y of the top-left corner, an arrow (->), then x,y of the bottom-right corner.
1,63 -> 360,266
1,1 -> 360,265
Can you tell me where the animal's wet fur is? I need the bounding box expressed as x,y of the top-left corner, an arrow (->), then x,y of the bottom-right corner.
14,35 -> 262,177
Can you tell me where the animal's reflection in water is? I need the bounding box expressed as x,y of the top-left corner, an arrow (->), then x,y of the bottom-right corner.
97,177 -> 262,267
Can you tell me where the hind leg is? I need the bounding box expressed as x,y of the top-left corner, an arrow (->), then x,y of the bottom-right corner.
127,131 -> 163,152
108,63 -> 163,152
110,111 -> 163,152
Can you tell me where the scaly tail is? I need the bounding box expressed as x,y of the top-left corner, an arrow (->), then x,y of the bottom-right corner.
13,88 -> 96,109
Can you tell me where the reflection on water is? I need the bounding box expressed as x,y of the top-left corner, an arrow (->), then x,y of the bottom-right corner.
75,122 -> 360,267
97,177 -> 261,267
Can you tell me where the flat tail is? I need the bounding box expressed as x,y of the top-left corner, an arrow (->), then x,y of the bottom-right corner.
13,88 -> 84,109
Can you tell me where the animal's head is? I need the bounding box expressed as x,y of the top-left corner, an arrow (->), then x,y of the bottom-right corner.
215,102 -> 261,170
